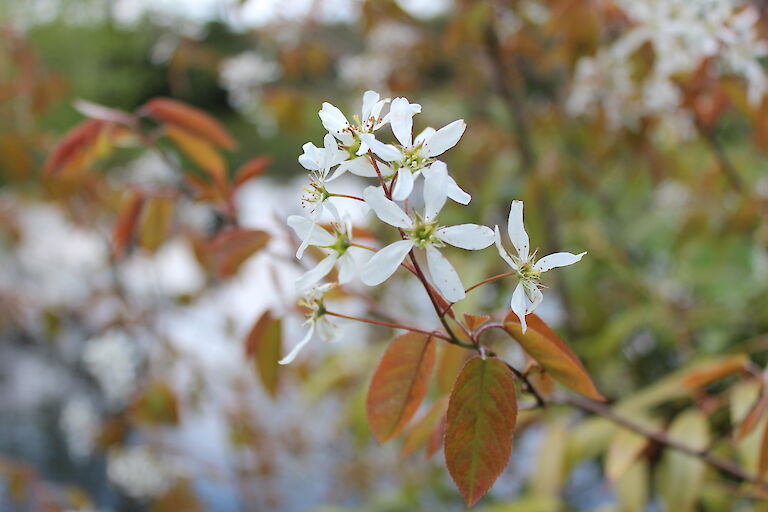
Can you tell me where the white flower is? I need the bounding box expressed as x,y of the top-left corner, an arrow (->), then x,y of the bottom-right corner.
279,283 -> 340,365
60,396 -> 99,460
495,201 -> 586,332
107,445 -> 178,500
288,214 -> 359,290
298,133 -> 347,222
82,331 -> 138,407
359,97 -> 469,202
360,166 -> 493,302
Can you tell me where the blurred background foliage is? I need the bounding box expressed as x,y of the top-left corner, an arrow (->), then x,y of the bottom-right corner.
2,0 -> 768,510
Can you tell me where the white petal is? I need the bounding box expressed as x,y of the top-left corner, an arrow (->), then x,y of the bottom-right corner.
414,127 -> 436,146
389,97 -> 421,147
534,252 -> 587,272
316,316 -> 338,342
337,252 -> 357,284
361,240 -> 414,286
298,142 -> 320,171
359,133 -> 402,162
319,103 -> 350,138
527,286 -> 543,314
370,100 -> 390,129
436,224 -> 494,250
510,282 -> 528,333
423,119 -> 466,157
447,175 -> 471,204
425,246 -> 465,302
361,90 -> 380,120
423,165 -> 448,222
507,200 -> 530,261
279,322 -> 315,365
296,254 -> 338,291
494,226 -> 518,270
324,200 -> 341,223
329,155 -> 379,180
363,186 -> 412,229
391,167 -> 415,201
288,215 -> 335,254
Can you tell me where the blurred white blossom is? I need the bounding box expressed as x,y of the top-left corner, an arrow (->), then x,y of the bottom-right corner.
83,331 -> 138,407
60,395 -> 100,460
107,445 -> 179,500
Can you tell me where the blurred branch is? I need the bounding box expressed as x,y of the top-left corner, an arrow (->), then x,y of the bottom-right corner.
695,118 -> 745,194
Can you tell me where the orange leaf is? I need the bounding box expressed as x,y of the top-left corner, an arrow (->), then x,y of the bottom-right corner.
143,97 -> 236,150
244,310 -> 282,398
736,388 -> 768,441
759,420 -> 768,479
463,313 -> 490,331
208,229 -> 270,277
44,119 -> 105,175
112,191 -> 145,258
437,342 -> 469,395
401,397 -> 449,458
233,156 -> 271,189
504,311 -> 604,401
165,125 -> 227,185
682,354 -> 749,390
366,333 -> 437,443
445,356 -> 517,507
426,413 -> 447,460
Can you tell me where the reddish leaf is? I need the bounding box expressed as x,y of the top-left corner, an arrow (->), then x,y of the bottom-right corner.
759,420 -> 768,479
437,342 -> 469,395
463,313 -> 490,331
244,310 -> 282,397
112,191 -> 145,258
682,354 -> 749,390
233,156 -> 271,189
401,397 -> 449,458
143,97 -> 236,150
366,333 -> 437,443
504,311 -> 604,401
426,413 -> 447,460
445,356 -> 517,507
44,119 -> 104,175
165,125 -> 227,185
737,388 -> 768,441
208,229 -> 270,277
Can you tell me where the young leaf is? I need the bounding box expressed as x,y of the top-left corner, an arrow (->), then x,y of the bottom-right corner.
445,356 -> 517,507
736,386 -> 768,441
244,310 -> 282,397
142,97 -> 236,150
681,354 -> 749,390
44,118 -> 105,175
463,313 -> 490,331
139,197 -> 173,252
504,311 -> 604,401
233,156 -> 271,189
112,191 -> 145,258
437,342 -> 469,395
401,396 -> 449,458
207,228 -> 270,277
165,125 -> 227,184
366,333 -> 436,443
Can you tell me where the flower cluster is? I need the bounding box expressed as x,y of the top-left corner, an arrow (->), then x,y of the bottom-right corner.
282,92 -> 586,361
568,0 -> 768,132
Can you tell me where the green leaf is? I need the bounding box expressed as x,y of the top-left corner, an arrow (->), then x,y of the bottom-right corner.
504,312 -> 604,401
244,310 -> 282,397
658,410 -> 709,512
366,332 -> 437,443
445,356 -> 517,507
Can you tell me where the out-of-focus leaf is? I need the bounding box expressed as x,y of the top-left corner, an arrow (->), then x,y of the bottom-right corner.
244,310 -> 282,398
758,420 -> 768,479
436,342 -> 469,395
207,228 -> 270,277
44,118 -> 106,175
401,396 -> 448,458
143,97 -> 235,150
112,190 -> 145,258
150,480 -> 201,512
615,458 -> 649,512
366,333 -> 436,442
504,312 -> 604,401
426,413 -> 447,460
138,196 -> 173,252
463,313 -> 490,331
527,370 -> 555,400
530,417 -> 568,497
657,410 -> 709,512
132,380 -> 180,425
736,385 -> 768,441
478,495 -> 561,512
605,425 -> 651,481
165,124 -> 226,184
445,356 -> 517,507
233,156 -> 271,189
681,354 -> 749,390
731,380 -> 766,473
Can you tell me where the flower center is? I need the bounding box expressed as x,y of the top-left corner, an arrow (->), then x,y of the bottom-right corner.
301,181 -> 329,210
517,260 -> 541,282
408,216 -> 441,248
401,145 -> 428,171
